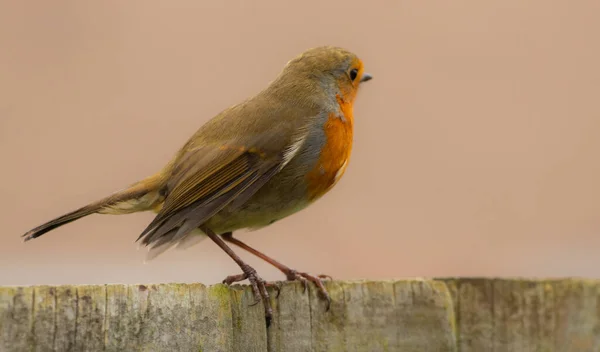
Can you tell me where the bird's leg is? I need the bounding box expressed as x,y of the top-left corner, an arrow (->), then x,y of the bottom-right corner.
200,226 -> 273,325
221,232 -> 331,310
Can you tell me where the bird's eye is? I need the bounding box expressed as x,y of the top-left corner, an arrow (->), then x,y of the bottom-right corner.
349,68 -> 358,81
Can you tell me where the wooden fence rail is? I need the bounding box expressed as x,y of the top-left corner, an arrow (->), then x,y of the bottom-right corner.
1,279 -> 599,351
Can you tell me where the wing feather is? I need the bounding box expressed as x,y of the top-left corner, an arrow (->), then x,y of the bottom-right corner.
135,110 -> 315,251
137,149 -> 282,248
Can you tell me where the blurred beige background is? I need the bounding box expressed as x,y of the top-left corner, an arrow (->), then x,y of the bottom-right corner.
1,1 -> 600,286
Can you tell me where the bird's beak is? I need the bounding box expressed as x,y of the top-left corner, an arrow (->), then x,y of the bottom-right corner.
360,73 -> 373,82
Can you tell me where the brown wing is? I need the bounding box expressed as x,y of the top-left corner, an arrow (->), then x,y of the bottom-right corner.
137,144 -> 283,248
136,97 -> 319,250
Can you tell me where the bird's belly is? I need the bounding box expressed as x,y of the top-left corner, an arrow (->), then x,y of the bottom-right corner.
206,169 -> 312,233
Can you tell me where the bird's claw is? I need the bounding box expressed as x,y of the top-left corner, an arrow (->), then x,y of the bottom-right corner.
222,265 -> 273,326
266,281 -> 283,298
285,269 -> 332,310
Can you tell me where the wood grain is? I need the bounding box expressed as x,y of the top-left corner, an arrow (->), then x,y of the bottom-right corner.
2,279 -> 599,351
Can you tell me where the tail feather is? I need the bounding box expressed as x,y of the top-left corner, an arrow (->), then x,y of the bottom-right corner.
22,172 -> 167,242
23,205 -> 97,242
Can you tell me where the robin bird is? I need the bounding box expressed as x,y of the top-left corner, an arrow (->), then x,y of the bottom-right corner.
22,46 -> 372,325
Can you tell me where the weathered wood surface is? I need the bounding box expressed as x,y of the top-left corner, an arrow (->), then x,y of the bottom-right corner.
0,279 -> 599,351
442,278 -> 600,352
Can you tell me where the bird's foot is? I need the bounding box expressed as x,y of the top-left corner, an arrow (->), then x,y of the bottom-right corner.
223,264 -> 273,326
284,269 -> 332,310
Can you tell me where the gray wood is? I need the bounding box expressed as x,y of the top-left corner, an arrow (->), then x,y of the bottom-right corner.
443,278 -> 600,352
2,279 -> 599,351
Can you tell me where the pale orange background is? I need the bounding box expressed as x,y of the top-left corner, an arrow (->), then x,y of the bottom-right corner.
1,1 -> 600,286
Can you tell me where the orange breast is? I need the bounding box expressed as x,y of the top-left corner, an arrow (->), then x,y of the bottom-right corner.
306,95 -> 354,200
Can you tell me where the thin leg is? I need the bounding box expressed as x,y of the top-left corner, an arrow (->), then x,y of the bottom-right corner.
199,225 -> 273,325
221,232 -> 331,310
